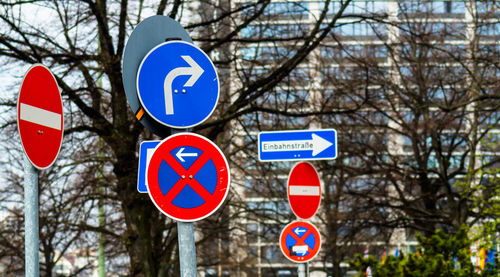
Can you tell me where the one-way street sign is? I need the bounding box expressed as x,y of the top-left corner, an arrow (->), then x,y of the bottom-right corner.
258,129 -> 337,162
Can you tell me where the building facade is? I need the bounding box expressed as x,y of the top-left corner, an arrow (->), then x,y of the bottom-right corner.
197,1 -> 499,276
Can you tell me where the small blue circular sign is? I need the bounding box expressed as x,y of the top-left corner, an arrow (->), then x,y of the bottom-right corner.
137,41 -> 219,128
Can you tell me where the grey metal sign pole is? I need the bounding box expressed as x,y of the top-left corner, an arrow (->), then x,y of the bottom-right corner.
298,263 -> 306,277
123,16 -> 222,277
171,127 -> 197,277
178,222 -> 197,277
23,155 -> 39,276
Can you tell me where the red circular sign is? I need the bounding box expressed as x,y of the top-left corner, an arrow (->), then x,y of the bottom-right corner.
280,221 -> 321,263
147,132 -> 230,222
17,64 -> 63,169
287,162 -> 321,219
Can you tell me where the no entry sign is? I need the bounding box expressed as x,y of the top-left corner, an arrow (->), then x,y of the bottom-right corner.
280,221 -> 321,263
17,64 -> 63,169
287,162 -> 321,219
146,133 -> 230,222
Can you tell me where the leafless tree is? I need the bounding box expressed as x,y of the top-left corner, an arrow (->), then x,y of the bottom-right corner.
1,1 -> 497,276
0,0 -> 353,276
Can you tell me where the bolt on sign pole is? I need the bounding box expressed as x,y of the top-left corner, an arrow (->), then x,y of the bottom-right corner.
23,155 -> 39,276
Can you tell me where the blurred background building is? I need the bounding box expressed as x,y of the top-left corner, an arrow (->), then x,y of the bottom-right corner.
0,1 -> 497,276
204,1 -> 500,276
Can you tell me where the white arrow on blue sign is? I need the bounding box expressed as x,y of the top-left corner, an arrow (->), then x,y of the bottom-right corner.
258,129 -> 337,162
137,41 -> 219,129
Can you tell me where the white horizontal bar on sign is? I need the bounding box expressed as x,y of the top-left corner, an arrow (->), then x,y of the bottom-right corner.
20,103 -> 62,130
289,186 -> 320,196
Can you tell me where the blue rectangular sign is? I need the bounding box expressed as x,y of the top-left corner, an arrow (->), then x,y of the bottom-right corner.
137,140 -> 161,193
258,129 -> 337,162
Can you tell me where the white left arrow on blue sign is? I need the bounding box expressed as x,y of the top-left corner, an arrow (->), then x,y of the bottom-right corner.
175,147 -> 199,162
294,227 -> 306,236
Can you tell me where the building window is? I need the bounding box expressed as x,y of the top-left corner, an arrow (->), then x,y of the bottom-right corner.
261,245 -> 288,263
264,1 -> 310,19
261,224 -> 281,243
400,1 -> 466,16
476,1 -> 500,15
327,1 -> 388,15
246,223 -> 259,243
482,132 -> 500,152
478,22 -> 500,38
338,22 -> 383,38
241,46 -> 297,62
241,24 -> 309,39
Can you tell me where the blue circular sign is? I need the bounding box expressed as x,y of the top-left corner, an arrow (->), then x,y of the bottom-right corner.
137,41 -> 219,128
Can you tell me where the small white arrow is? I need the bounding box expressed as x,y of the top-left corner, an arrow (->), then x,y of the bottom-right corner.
261,133 -> 333,156
163,55 -> 204,115
294,228 -> 306,236
175,147 -> 198,162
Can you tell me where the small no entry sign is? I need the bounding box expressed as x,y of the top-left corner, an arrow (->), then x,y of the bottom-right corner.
287,162 -> 321,219
17,64 -> 63,169
146,133 -> 230,222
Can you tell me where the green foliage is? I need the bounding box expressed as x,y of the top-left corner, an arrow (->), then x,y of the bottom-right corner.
349,226 -> 498,277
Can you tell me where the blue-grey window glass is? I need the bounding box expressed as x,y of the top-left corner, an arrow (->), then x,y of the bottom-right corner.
246,68 -> 269,82
262,245 -> 286,263
402,136 -> 413,152
485,110 -> 500,127
247,246 -> 258,257
261,24 -> 308,38
264,1 -> 309,17
246,223 -> 258,243
241,47 -> 256,60
338,22 -> 384,37
482,133 -> 500,152
345,1 -> 388,13
478,23 -> 500,37
449,1 -> 465,14
241,46 -> 297,62
449,156 -> 463,169
242,24 -> 309,39
261,224 -> 280,243
240,25 -> 257,38
476,1 -> 500,14
401,1 -> 465,15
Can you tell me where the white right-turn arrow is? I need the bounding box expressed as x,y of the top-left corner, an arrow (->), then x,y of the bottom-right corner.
163,55 -> 204,115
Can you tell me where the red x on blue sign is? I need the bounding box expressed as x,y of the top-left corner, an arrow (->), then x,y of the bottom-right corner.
280,221 -> 321,263
147,132 -> 230,222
